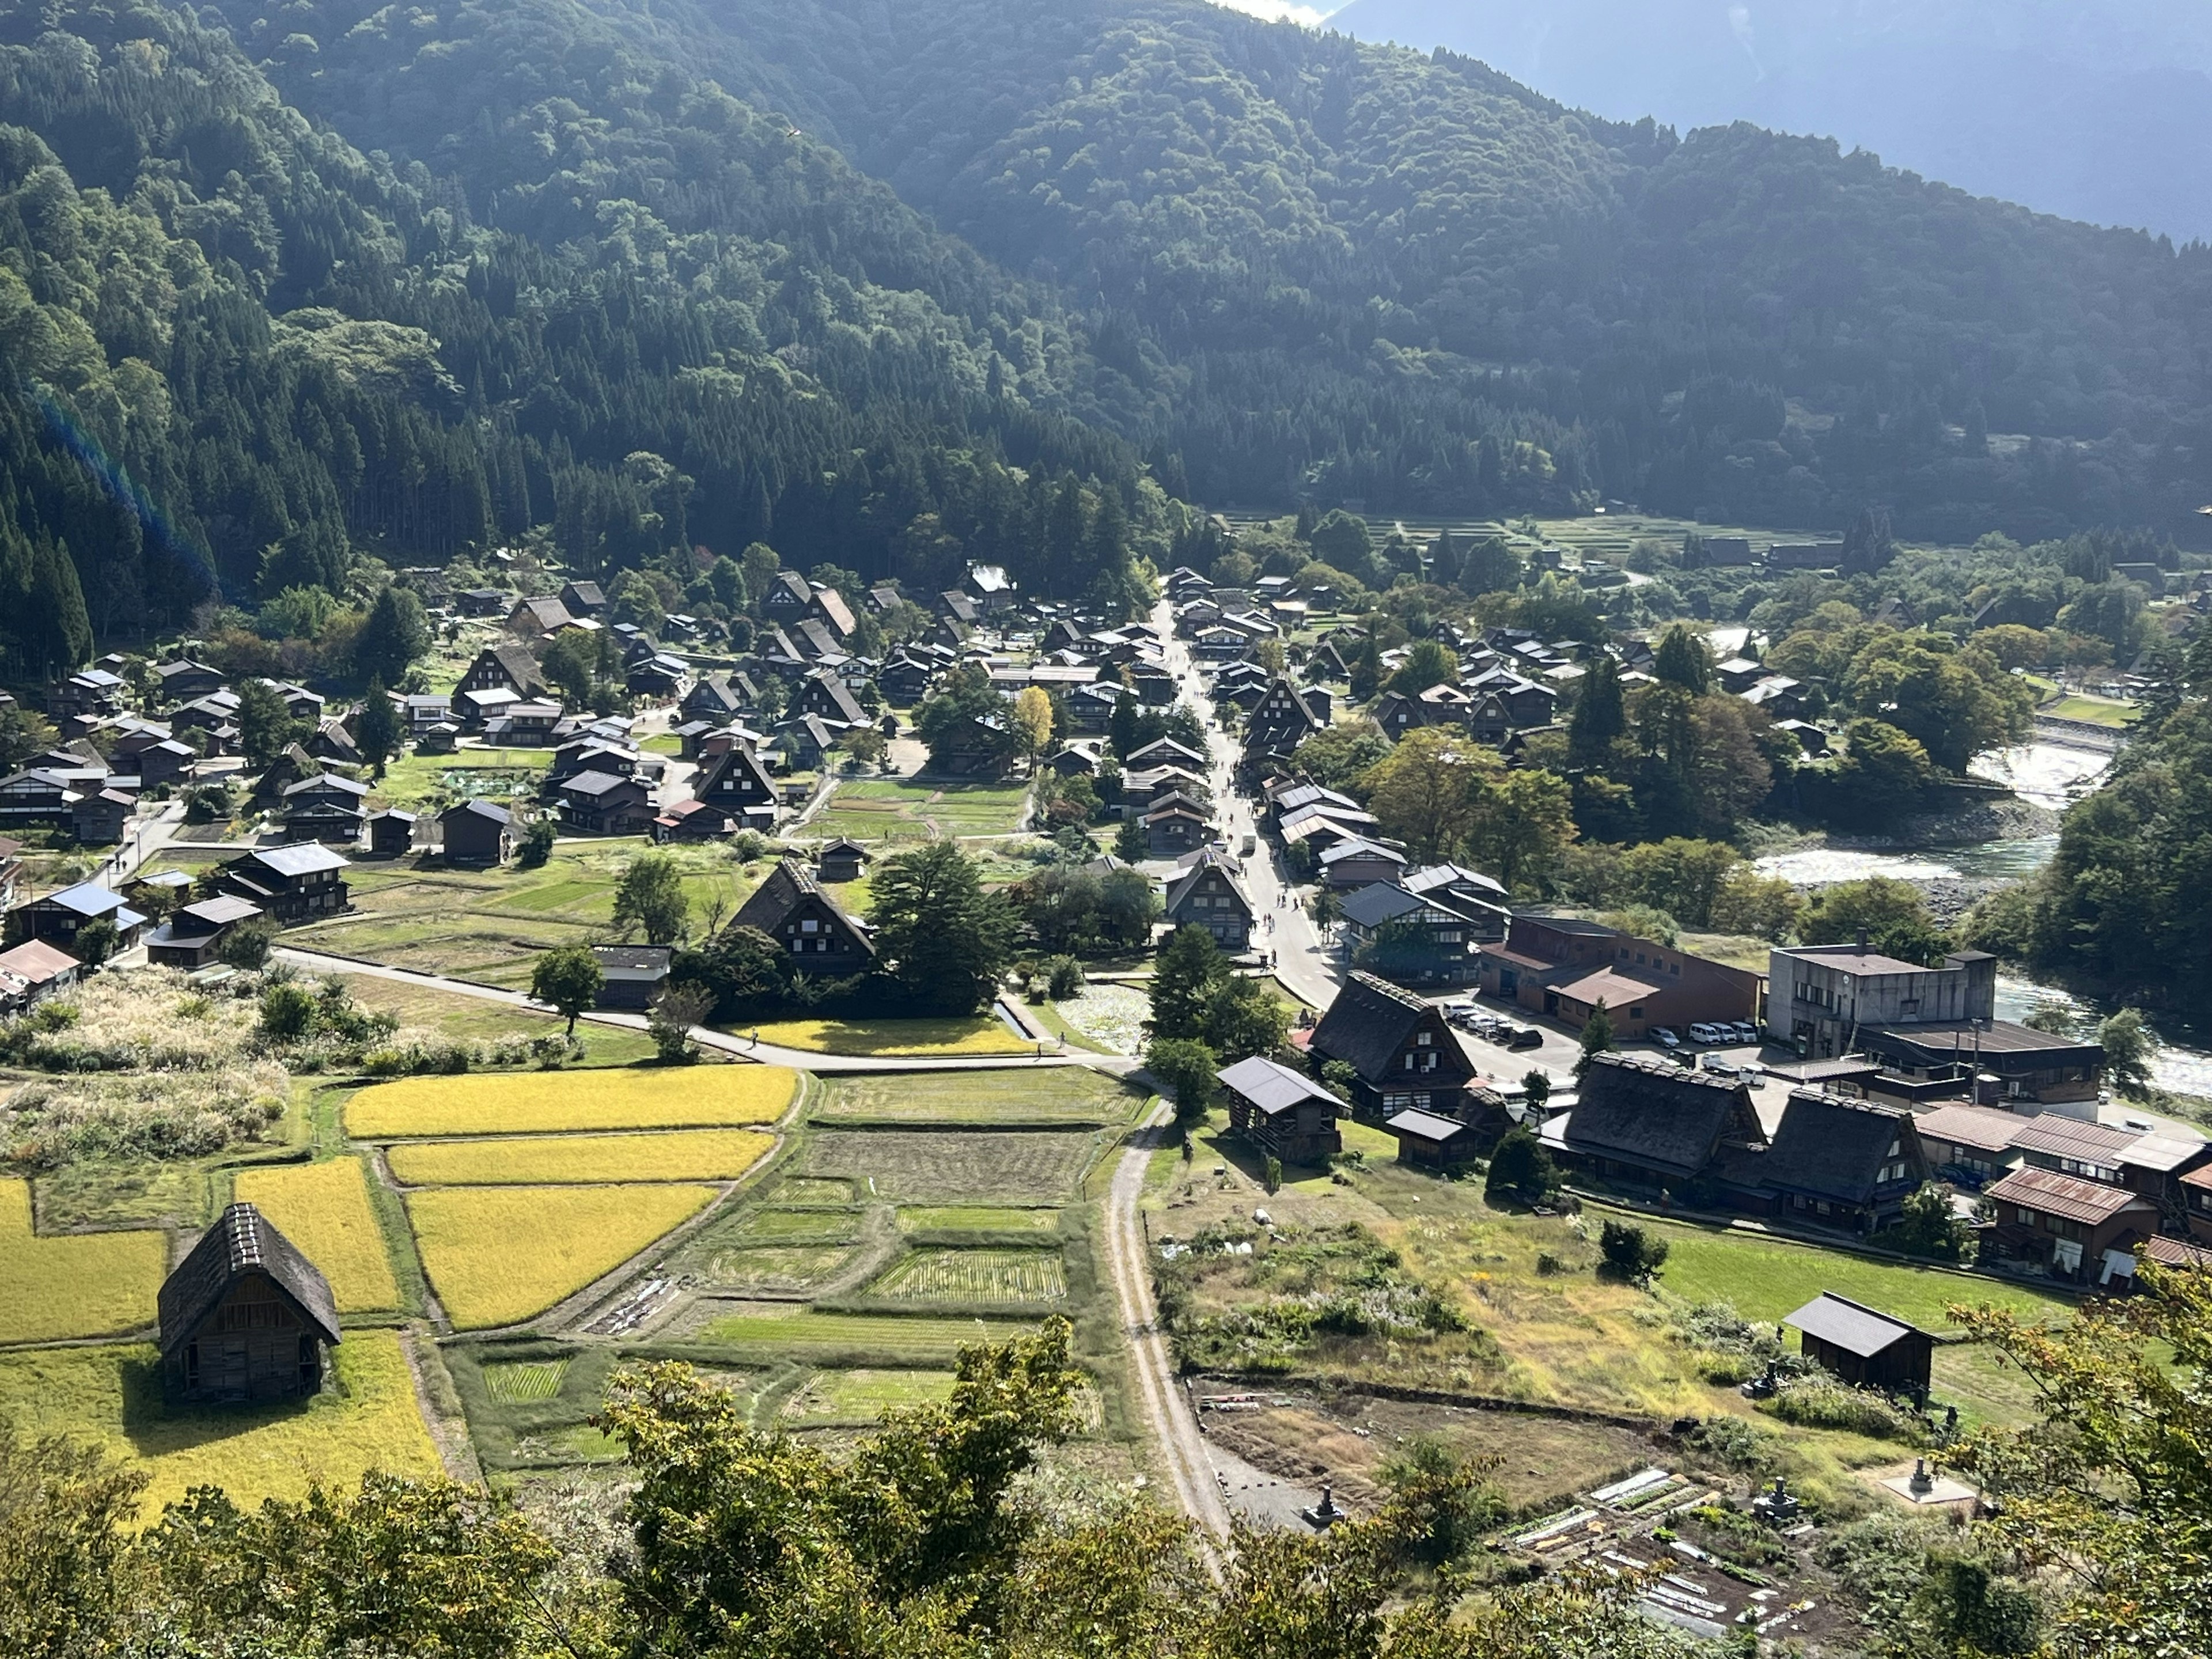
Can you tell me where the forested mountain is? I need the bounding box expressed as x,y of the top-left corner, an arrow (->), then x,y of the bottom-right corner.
1331,1 -> 2212,244
5,0 -> 2212,668
0,0 -> 1160,669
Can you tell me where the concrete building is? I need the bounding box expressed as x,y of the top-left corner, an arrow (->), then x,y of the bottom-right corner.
1769,942 -> 1998,1059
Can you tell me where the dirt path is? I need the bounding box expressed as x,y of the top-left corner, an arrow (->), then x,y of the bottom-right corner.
1103,1100 -> 1232,1556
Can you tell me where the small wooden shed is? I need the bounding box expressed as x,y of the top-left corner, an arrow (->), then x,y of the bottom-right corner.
1783,1291 -> 1933,1395
158,1203 -> 340,1405
817,838 -> 872,884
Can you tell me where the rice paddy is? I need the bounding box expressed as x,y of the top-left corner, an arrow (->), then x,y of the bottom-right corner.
779,1368 -> 957,1424
0,1178 -> 167,1346
0,1331 -> 440,1520
812,1067 -> 1138,1124
800,1128 -> 1096,1204
482,1358 -> 572,1404
897,1206 -> 1061,1233
685,1244 -> 860,1291
346,1066 -> 797,1138
233,1158 -> 401,1313
384,1129 -> 775,1186
694,1306 -> 1035,1359
870,1248 -> 1068,1305
749,1017 -> 1032,1057
408,1183 -> 718,1328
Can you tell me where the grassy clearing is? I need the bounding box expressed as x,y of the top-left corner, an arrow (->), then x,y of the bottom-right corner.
801,1128 -> 1096,1204
0,1179 -> 167,1345
898,1206 -> 1060,1233
408,1183 -> 717,1328
780,1368 -> 956,1425
348,1066 -> 796,1138
374,748 -> 552,809
695,1306 -> 1033,1359
33,1160 -> 207,1232
385,1129 -> 774,1186
2044,694 -> 2139,728
335,976 -> 659,1068
749,1017 -> 1031,1057
808,778 -> 1029,842
1637,1216 -> 2069,1331
871,1248 -> 1067,1305
0,1331 -> 439,1519
233,1158 -> 400,1313
688,1244 -> 861,1291
811,1068 -> 1137,1124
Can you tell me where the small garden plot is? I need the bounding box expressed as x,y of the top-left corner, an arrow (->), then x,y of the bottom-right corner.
0,1331 -> 438,1519
385,1128 -> 775,1186
749,1017 -> 1031,1057
348,1066 -> 796,1138
801,1129 -> 1096,1204
870,1248 -> 1067,1306
483,1357 -> 571,1404
0,1178 -> 167,1345
233,1158 -> 400,1313
695,1306 -> 1035,1361
813,1068 -> 1137,1124
898,1207 -> 1060,1233
688,1244 -> 859,1292
407,1183 -> 717,1329
780,1368 -> 957,1425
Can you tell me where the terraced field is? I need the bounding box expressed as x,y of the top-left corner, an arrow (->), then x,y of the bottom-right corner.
779,1368 -> 957,1424
233,1157 -> 400,1313
482,1357 -> 571,1404
897,1206 -> 1060,1233
694,1306 -> 1035,1359
385,1128 -> 775,1185
349,1067 -> 796,1138
870,1248 -> 1068,1305
812,1067 -> 1138,1124
0,1179 -> 167,1345
408,1183 -> 718,1328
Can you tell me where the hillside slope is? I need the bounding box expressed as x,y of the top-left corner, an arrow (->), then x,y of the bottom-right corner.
1331,0 -> 2212,244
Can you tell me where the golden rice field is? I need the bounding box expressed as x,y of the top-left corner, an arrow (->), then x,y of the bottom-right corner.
0,1178 -> 167,1345
385,1129 -> 775,1187
408,1183 -> 717,1329
0,1331 -> 439,1520
748,1017 -> 1032,1057
870,1248 -> 1069,1305
346,1066 -> 797,1139
233,1158 -> 400,1313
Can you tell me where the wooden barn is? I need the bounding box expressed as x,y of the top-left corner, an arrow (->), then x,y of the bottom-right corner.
1782,1292 -> 1933,1395
157,1203 -> 340,1406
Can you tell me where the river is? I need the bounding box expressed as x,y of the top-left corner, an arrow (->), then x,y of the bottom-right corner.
1751,740 -> 2212,1097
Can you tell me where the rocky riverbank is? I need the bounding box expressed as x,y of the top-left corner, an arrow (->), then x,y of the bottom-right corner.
1823,793 -> 2059,852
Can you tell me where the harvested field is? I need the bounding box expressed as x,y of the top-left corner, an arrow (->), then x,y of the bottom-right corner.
693,1305 -> 1033,1360
233,1158 -> 400,1313
800,1128 -> 1096,1204
870,1248 -> 1067,1305
749,1017 -> 1030,1057
385,1129 -> 774,1186
482,1358 -> 571,1404
722,1207 -> 863,1243
898,1206 -> 1060,1233
780,1368 -> 956,1425
347,1067 -> 796,1138
0,1178 -> 166,1345
0,1331 -> 438,1519
685,1245 -> 860,1293
812,1068 -> 1137,1124
408,1183 -> 717,1329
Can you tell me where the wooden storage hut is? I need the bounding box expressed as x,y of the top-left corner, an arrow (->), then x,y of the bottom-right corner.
157,1203 -> 340,1405
1782,1291 -> 1933,1395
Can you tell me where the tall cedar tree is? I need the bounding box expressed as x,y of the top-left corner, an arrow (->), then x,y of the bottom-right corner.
353,682 -> 402,774
1651,626 -> 1712,694
867,841 -> 1017,1014
1567,655 -> 1626,768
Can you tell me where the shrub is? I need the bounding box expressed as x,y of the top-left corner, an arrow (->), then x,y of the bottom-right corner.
517,818 -> 558,868
258,982 -> 319,1041
1145,1037 -> 1218,1121
1765,1376 -> 1927,1443
1484,1126 -> 1558,1204
1044,955 -> 1085,999
217,916 -> 280,971
648,982 -> 714,1063
1598,1219 -> 1669,1282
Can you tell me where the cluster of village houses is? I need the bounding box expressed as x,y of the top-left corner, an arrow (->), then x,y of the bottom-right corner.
0,552 -> 2206,1306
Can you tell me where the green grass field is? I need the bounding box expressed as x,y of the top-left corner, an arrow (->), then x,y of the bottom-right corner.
482,1357 -> 572,1404
898,1206 -> 1060,1233
870,1248 -> 1068,1305
779,1368 -> 956,1425
811,1068 -> 1138,1123
684,1244 -> 862,1291
376,748 -> 552,809
723,1207 -> 864,1243
335,975 -> 660,1066
0,1331 -> 440,1519
800,1128 -> 1097,1204
695,1307 -> 1035,1359
2044,694 -> 2140,728
0,1179 -> 168,1346
1638,1215 -> 2070,1331
806,778 -> 1029,843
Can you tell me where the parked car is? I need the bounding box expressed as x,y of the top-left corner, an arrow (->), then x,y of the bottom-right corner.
1700,1054 -> 1738,1078
1732,1021 -> 1759,1044
1688,1022 -> 1725,1045
1652,1027 -> 1681,1048
1505,1025 -> 1544,1051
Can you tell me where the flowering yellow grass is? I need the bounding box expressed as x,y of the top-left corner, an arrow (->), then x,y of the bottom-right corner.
345,1065 -> 797,1138
407,1184 -> 716,1329
750,1017 -> 1031,1056
233,1158 -> 401,1313
0,1330 -> 439,1521
0,1179 -> 167,1344
386,1129 -> 774,1187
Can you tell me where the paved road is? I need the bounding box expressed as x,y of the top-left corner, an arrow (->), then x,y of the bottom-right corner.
1102,1101 -> 1232,1556
273,948 -> 1101,1074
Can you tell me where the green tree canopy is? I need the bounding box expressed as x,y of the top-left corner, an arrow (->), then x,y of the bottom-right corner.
867,841 -> 1017,1014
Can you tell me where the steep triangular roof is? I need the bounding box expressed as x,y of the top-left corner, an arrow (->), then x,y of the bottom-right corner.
158,1202 -> 340,1356
1564,1052 -> 1761,1180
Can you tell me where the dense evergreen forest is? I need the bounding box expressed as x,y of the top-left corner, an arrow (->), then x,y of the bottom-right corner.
3,0 -> 2212,671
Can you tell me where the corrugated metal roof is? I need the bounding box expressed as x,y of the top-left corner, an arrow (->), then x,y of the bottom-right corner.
1986,1166 -> 2153,1226
1784,1292 -> 1920,1357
